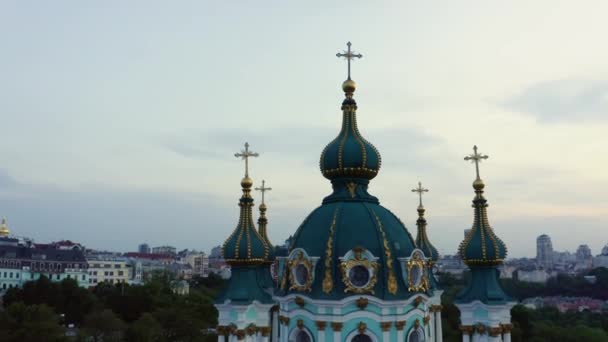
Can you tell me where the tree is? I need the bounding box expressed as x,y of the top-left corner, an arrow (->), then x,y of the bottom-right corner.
0,302 -> 67,342
126,313 -> 164,342
80,309 -> 126,342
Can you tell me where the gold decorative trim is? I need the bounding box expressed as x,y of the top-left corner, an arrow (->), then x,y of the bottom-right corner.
322,208 -> 340,293
380,322 -> 392,332
340,247 -> 379,294
331,322 -> 343,332
259,327 -> 271,337
357,322 -> 367,334
489,327 -> 503,337
356,297 -> 368,309
297,319 -> 304,330
395,321 -> 406,331
294,296 -> 305,307
346,182 -> 357,198
288,250 -> 314,292
316,321 -> 327,331
406,252 -> 429,292
371,210 -> 398,294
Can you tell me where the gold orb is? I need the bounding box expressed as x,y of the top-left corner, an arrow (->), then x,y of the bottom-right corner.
241,177 -> 253,188
473,178 -> 485,190
342,79 -> 357,93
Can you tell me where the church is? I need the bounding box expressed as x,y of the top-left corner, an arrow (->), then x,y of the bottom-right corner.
214,43 -> 515,342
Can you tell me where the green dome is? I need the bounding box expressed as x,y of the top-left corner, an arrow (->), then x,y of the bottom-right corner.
320,96 -> 381,180
415,206 -> 439,262
287,185 -> 417,299
283,82 -> 420,300
458,181 -> 507,266
222,178 -> 270,263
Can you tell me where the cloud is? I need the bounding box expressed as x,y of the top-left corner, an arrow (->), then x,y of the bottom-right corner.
0,169 -> 231,252
504,79 -> 608,123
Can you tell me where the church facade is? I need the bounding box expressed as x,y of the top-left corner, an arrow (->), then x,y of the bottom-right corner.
214,43 -> 513,342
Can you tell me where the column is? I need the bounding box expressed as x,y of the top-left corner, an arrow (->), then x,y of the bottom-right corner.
380,322 -> 392,341
280,316 -> 289,342
435,308 -> 443,342
459,326 -> 471,342
428,311 -> 435,342
260,327 -> 270,342
502,324 -> 512,342
272,313 -> 279,342
217,326 -> 226,342
396,321 -> 406,341
316,321 -> 327,342
331,322 -> 342,342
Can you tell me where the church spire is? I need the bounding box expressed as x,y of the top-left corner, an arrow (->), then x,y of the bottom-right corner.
221,143 -> 269,264
320,42 -> 381,183
255,180 -> 274,259
458,146 -> 507,266
411,182 -> 438,262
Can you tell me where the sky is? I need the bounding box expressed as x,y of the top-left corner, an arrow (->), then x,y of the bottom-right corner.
0,1 -> 607,257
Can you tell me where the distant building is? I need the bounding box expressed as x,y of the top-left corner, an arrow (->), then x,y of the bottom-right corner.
517,268 -> 551,283
178,251 -> 209,278
576,245 -> 593,271
593,243 -> 608,269
171,280 -> 189,295
0,220 -> 89,291
152,245 -> 176,255
86,257 -> 131,286
138,243 -> 150,254
536,234 -> 554,269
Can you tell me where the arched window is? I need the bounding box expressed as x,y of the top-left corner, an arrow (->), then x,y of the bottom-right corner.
352,334 -> 373,342
407,327 -> 425,342
295,330 -> 311,342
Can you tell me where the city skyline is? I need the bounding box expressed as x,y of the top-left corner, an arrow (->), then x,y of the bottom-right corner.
1,1 -> 607,257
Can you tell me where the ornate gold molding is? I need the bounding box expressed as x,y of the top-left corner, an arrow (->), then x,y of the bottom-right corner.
406,251 -> 429,292
297,319 -> 304,330
357,322 -> 367,334
322,208 -> 340,293
340,247 -> 379,294
395,321 -> 406,331
316,321 -> 327,331
260,327 -> 271,337
288,250 -> 314,292
380,322 -> 392,332
356,297 -> 368,309
489,327 -> 503,337
331,322 -> 343,332
294,296 -> 305,307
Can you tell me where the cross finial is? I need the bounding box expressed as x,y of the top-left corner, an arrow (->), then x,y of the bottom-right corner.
336,41 -> 362,80
464,145 -> 489,180
234,142 -> 259,178
411,181 -> 429,207
255,180 -> 272,204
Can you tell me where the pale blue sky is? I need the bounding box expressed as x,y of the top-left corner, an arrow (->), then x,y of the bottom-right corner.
0,1 -> 607,257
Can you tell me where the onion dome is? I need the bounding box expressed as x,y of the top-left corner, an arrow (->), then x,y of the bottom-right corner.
415,206 -> 439,262
320,79 -> 381,180
281,49 -> 418,299
222,176 -> 270,264
0,218 -> 10,237
458,147 -> 507,266
255,179 -> 275,260
411,182 -> 439,262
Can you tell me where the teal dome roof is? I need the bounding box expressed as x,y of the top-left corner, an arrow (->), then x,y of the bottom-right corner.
281,80 -> 421,300
257,203 -> 275,260
320,83 -> 381,180
222,177 -> 270,263
415,206 -> 439,262
287,190 -> 417,299
458,179 -> 507,266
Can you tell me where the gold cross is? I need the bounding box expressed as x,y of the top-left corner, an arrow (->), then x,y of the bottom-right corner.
255,180 -> 272,204
336,41 -> 362,80
234,142 -> 259,177
464,145 -> 489,180
411,181 -> 429,206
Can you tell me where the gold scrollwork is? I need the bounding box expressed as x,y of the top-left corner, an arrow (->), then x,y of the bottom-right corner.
406,252 -> 429,292
340,247 -> 379,294
288,250 -> 314,292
